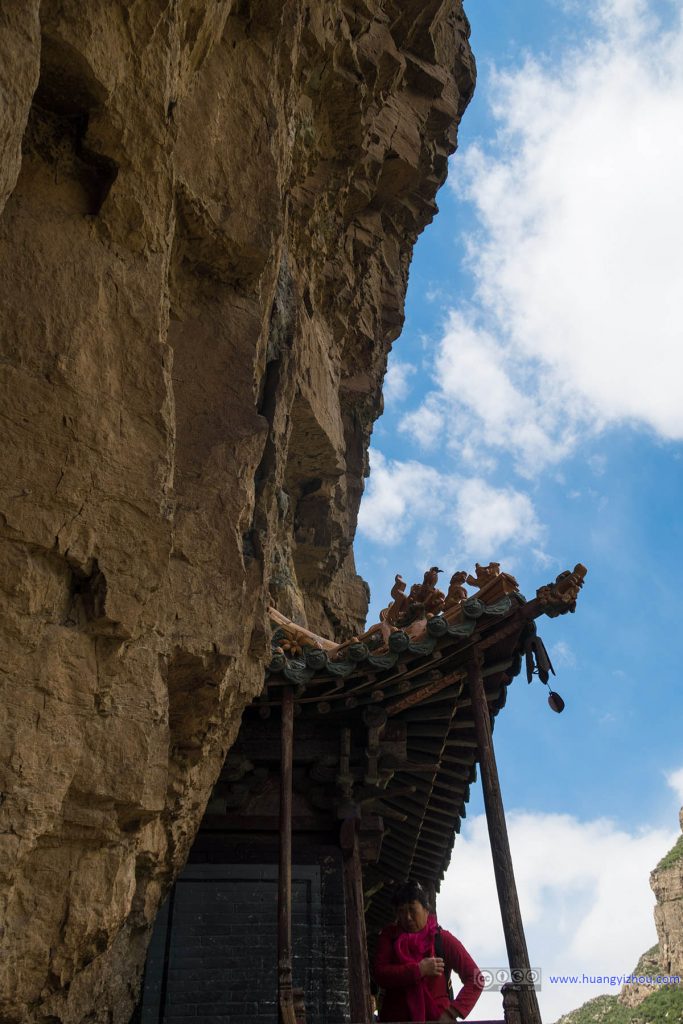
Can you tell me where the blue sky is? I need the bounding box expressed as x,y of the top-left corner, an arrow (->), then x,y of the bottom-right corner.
354,1 -> 683,1018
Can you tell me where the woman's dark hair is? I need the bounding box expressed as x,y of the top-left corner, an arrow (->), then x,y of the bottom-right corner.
392,880 -> 431,909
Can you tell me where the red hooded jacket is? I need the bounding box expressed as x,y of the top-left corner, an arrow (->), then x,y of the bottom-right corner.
373,921 -> 484,1021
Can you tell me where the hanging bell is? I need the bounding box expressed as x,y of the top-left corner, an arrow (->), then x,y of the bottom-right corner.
548,690 -> 565,713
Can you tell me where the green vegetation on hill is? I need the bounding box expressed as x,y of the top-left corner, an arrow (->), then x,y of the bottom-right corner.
555,993 -> 631,1024
633,944 -> 663,977
555,984 -> 683,1024
655,835 -> 683,872
632,984 -> 683,1021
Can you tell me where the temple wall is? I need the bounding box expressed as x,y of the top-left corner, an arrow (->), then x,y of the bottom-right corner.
0,2 -> 475,1021
141,858 -> 349,1024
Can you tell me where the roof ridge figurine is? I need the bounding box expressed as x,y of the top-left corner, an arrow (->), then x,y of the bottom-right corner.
536,563 -> 587,616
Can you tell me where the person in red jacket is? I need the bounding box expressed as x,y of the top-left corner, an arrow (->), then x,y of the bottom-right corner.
373,880 -> 484,1022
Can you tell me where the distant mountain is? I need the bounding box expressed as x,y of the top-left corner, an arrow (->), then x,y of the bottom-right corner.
555,810 -> 683,1024
554,984 -> 683,1024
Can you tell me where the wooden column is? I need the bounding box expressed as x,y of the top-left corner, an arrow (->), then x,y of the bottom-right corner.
468,658 -> 542,1024
278,688 -> 298,1024
341,818 -> 372,1024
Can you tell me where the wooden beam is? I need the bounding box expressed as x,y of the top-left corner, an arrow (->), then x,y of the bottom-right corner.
433,767 -> 470,784
397,774 -> 433,796
469,658 -> 542,1024
409,742 -> 447,758
457,685 -> 503,711
206,813 -> 334,832
411,849 -> 440,869
433,772 -> 469,790
441,753 -> 476,766
382,832 -> 422,862
341,819 -> 372,1024
430,794 -> 466,816
358,816 -> 385,864
449,717 -> 476,730
379,847 -> 416,876
420,820 -> 456,841
382,820 -> 418,839
419,685 -> 465,707
382,838 -> 416,860
417,802 -> 460,824
397,705 -> 455,722
415,834 -> 449,854
382,794 -> 430,820
409,723 -> 456,737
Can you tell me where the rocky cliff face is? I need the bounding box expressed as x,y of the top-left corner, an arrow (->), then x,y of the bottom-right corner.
639,809 -> 683,982
616,808 -> 683,1010
556,809 -> 683,1024
0,3 -> 475,1022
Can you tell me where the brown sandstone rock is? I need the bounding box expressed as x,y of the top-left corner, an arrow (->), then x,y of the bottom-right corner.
558,808 -> 683,1022
0,2 -> 475,1022
617,808 -> 683,1008
648,809 -> 683,976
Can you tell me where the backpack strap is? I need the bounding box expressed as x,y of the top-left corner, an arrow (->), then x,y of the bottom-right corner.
434,926 -> 454,1000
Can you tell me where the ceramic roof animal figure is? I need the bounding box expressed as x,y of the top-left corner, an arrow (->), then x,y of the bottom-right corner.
423,566 -> 443,588
390,574 -> 406,602
466,562 -> 500,589
445,570 -> 468,610
409,567 -> 443,604
379,573 -> 411,626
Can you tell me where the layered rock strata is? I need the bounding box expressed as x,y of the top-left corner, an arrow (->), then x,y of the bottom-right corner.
614,808 -> 683,1011
0,2 -> 475,1022
556,808 -> 683,1024
648,809 -> 683,984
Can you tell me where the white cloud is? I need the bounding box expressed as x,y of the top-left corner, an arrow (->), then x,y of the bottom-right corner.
591,0 -> 655,36
532,547 -> 558,570
357,450 -> 456,545
551,639 -> 576,667
400,394 -> 447,450
665,766 -> 683,804
587,454 -> 607,477
400,310 -> 576,473
453,477 -> 543,557
438,810 -> 677,1021
357,451 -> 545,561
383,359 -> 416,405
419,0 -> 683,470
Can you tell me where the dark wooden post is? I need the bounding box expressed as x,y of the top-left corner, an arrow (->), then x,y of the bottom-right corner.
278,687 -> 298,1024
341,818 -> 372,1024
468,658 -> 542,1024
502,983 -> 523,1024
423,880 -> 437,914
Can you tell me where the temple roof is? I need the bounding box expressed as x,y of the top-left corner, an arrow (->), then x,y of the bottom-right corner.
263,562 -> 587,934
